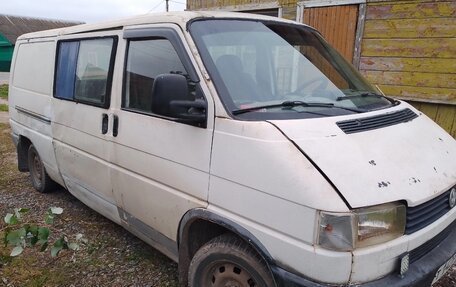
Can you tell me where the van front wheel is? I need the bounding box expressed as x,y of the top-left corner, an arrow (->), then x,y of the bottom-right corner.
188,234 -> 275,287
28,145 -> 56,193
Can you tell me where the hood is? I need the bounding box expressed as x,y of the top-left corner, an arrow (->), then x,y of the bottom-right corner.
269,104 -> 456,208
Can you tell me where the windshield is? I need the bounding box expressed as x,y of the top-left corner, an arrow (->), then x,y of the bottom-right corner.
189,19 -> 394,120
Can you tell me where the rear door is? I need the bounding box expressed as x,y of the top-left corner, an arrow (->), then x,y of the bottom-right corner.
52,31 -> 120,223
109,24 -> 214,256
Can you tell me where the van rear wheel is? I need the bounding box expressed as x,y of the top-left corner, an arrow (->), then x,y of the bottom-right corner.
188,234 -> 275,287
28,145 -> 56,193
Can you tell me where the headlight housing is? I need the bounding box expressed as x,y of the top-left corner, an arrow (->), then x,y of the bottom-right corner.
317,202 -> 406,251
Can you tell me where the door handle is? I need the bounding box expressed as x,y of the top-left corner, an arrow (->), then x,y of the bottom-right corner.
113,115 -> 119,137
101,113 -> 108,134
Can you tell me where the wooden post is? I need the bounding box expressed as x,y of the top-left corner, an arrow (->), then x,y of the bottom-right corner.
353,3 -> 366,69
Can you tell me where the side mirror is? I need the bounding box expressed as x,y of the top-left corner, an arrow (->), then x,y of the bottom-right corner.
151,74 -> 207,127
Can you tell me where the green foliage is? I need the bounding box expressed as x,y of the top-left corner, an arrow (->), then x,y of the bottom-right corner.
2,207 -> 86,258
0,84 -> 7,99
45,207 -> 63,224
0,104 -> 8,112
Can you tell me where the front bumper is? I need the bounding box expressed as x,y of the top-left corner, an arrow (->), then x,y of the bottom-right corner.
272,220 -> 456,287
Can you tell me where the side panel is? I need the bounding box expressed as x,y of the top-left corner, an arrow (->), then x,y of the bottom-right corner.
110,24 -> 213,242
208,118 -> 351,284
8,39 -> 64,186
51,31 -> 121,224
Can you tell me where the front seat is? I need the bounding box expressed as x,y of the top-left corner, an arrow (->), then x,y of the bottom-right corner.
215,54 -> 261,104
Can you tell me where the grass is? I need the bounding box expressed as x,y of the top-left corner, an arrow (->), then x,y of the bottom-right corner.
0,84 -> 8,100
0,103 -> 8,112
0,123 -> 27,189
0,249 -> 68,287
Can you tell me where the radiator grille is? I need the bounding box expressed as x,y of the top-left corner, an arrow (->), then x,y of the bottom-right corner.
406,189 -> 453,235
337,108 -> 418,134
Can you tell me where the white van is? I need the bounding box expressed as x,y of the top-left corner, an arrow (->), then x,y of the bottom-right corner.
8,11 -> 456,287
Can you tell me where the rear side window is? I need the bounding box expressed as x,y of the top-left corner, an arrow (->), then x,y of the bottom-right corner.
54,37 -> 117,108
13,41 -> 55,95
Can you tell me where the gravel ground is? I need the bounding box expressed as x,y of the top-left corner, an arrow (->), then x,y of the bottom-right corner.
0,123 -> 178,287
0,122 -> 455,287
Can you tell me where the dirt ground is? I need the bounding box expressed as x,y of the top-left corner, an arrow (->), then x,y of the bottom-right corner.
0,113 -> 8,124
0,121 -> 455,287
0,122 -> 179,286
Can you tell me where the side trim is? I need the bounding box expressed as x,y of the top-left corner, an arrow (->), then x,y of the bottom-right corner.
118,208 -> 178,262
178,208 -> 277,286
272,266 -> 331,287
123,27 -> 199,82
15,106 -> 51,124
178,208 -> 274,263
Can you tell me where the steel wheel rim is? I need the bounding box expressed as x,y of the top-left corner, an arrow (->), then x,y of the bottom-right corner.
203,261 -> 258,287
31,151 -> 43,185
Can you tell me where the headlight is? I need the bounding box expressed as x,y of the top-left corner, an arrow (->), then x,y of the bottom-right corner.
317,202 -> 406,251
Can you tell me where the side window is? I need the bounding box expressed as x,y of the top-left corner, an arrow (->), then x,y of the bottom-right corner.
123,39 -> 192,115
13,41 -> 55,95
54,37 -> 116,107
55,42 -> 79,99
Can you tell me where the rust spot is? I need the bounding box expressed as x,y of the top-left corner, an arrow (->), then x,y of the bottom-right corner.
409,177 -> 421,185
378,181 -> 389,188
369,160 -> 377,166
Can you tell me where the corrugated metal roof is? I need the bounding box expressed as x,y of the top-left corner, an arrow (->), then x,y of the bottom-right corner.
0,14 -> 83,44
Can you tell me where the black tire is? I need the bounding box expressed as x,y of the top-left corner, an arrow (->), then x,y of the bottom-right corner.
188,234 -> 275,287
27,144 -> 57,193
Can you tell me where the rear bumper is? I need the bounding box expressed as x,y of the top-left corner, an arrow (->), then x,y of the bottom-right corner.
272,220 -> 456,287
11,131 -> 19,146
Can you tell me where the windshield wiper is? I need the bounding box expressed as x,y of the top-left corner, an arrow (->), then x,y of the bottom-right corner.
336,92 -> 383,101
232,100 -> 363,115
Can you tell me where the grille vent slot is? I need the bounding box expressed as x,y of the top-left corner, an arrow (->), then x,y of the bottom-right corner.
405,189 -> 453,235
337,108 -> 418,134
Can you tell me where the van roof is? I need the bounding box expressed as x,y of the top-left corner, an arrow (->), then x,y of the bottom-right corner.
17,11 -> 302,41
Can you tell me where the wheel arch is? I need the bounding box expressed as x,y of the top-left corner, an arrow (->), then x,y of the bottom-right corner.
17,135 -> 32,172
177,208 -> 276,286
